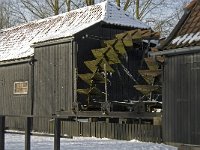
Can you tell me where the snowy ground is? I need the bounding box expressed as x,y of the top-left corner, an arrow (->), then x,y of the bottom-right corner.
5,134 -> 177,150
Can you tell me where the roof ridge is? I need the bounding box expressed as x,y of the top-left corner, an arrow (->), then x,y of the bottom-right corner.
185,0 -> 197,10
100,1 -> 108,20
102,1 -> 149,29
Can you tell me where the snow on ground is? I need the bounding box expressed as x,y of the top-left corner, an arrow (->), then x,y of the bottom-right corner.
5,134 -> 177,150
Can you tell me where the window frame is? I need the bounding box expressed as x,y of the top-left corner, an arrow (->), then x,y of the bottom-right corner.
13,81 -> 29,95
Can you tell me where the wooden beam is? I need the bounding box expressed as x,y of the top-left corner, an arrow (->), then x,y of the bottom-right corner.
57,111 -> 161,119
0,116 -> 5,150
54,118 -> 61,150
25,117 -> 32,150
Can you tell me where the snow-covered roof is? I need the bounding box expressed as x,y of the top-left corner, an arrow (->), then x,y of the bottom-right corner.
172,32 -> 200,45
0,1 -> 149,62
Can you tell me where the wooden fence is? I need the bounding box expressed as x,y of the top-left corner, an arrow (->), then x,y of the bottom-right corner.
0,115 -> 162,150
55,121 -> 162,142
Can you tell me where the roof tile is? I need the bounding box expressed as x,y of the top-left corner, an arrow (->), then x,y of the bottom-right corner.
163,0 -> 200,49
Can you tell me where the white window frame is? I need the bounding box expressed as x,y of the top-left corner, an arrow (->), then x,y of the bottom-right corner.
13,81 -> 28,95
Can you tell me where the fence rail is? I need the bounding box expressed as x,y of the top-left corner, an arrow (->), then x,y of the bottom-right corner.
0,115 -> 62,150
0,115 -> 162,150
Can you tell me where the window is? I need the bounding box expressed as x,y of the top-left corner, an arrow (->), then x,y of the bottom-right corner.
14,81 -> 28,95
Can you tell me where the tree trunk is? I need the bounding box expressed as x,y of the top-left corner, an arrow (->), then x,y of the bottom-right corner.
85,0 -> 95,6
54,0 -> 59,15
66,0 -> 71,12
116,0 -> 120,7
135,0 -> 139,19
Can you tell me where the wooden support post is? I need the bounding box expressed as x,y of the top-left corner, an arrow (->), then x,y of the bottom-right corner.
54,118 -> 61,150
25,117 -> 32,150
88,118 -> 92,122
0,116 -> 5,150
106,118 -> 109,123
104,64 -> 108,103
135,0 -> 140,20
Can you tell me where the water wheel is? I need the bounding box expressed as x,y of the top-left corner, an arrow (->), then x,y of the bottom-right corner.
75,29 -> 164,113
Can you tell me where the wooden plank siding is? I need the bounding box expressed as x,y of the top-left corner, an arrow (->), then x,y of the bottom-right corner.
0,62 -> 32,129
30,119 -> 162,142
163,53 -> 200,145
57,121 -> 162,142
33,41 -> 74,131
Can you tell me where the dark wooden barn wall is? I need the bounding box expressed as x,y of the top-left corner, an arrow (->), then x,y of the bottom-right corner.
109,47 -> 146,103
33,41 -> 74,131
0,63 -> 32,129
163,53 -> 200,145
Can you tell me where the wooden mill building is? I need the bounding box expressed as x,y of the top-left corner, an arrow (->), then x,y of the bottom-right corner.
0,1 -> 151,132
153,0 -> 200,147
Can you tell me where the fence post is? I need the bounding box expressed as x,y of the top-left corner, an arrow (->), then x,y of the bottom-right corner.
25,117 -> 32,150
0,115 -> 5,150
54,118 -> 61,150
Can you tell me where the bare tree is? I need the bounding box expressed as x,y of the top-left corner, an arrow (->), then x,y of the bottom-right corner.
8,0 -> 85,23
111,0 -> 190,37
0,1 -> 12,29
65,0 -> 71,11
142,0 -> 191,37
1,0 -> 191,38
85,0 -> 94,6
135,0 -> 139,19
18,0 -> 62,18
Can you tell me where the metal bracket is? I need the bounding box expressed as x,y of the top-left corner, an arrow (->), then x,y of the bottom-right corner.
134,102 -> 145,114
72,102 -> 79,114
101,102 -> 111,115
